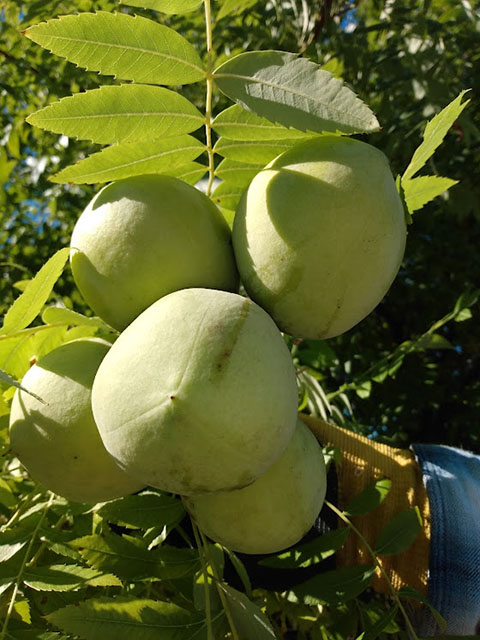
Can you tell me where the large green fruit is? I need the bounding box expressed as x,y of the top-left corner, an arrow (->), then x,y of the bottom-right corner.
9,339 -> 143,503
233,136 -> 407,339
70,174 -> 239,330
184,419 -> 327,554
92,288 -> 298,495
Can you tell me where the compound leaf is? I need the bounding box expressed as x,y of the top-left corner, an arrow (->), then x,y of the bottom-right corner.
402,175 -> 458,214
121,0 -> 203,13
1,248 -> 70,335
402,90 -> 470,180
25,12 -> 204,85
213,104 -> 311,140
27,85 -> 204,144
167,162 -> 207,185
52,135 -> 205,184
47,596 -> 224,640
214,51 -> 379,135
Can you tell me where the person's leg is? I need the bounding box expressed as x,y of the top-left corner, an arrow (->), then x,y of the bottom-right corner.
411,444 -> 480,635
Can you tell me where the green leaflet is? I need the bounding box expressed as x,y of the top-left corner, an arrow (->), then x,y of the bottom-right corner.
52,136 -> 205,184
72,533 -> 199,581
213,104 -> 311,140
211,181 -> 246,211
166,162 -> 207,185
25,12 -> 204,86
27,85 -> 204,144
121,0 -> 203,13
217,583 -> 277,639
215,158 -> 262,186
47,597 -> 225,640
216,0 -> 258,21
291,564 -> 376,605
260,527 -> 350,569
97,491 -> 185,529
0,368 -> 46,404
374,507 -> 422,556
402,175 -> 458,213
344,478 -> 392,517
41,307 -> 110,329
1,248 -> 70,335
213,137 -> 294,164
402,90 -> 470,180
214,51 -> 380,135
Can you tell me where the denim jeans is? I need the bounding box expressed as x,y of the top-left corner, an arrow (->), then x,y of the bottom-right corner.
411,445 -> 480,636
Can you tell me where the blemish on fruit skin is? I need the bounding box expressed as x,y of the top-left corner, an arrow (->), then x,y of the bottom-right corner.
209,297 -> 251,381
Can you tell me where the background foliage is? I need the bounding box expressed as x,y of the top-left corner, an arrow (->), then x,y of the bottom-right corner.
0,0 -> 479,638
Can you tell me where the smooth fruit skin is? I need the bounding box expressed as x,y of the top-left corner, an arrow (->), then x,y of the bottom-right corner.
70,174 -> 239,331
9,338 -> 144,504
183,419 -> 327,554
92,288 -> 298,496
233,136 -> 407,339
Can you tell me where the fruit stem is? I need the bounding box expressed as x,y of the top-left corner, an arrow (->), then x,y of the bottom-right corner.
325,500 -> 420,639
204,0 -> 216,198
0,492 -> 55,640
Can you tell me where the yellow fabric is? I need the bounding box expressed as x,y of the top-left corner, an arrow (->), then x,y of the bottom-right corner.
300,413 -> 431,597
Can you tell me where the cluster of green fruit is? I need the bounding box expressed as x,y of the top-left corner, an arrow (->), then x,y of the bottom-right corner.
9,135 -> 406,554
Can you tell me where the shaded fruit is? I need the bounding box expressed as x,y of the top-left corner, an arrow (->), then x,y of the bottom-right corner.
183,419 -> 327,554
9,338 -> 144,503
92,288 -> 298,495
71,174 -> 239,330
233,136 -> 407,339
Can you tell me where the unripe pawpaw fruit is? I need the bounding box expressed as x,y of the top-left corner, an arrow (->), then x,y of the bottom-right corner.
233,136 -> 407,339
9,338 -> 144,503
92,288 -> 298,496
70,174 -> 239,331
183,419 -> 327,554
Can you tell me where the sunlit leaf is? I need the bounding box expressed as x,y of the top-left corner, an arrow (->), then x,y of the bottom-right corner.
121,0 -> 203,13
47,596 -> 225,640
215,158 -> 261,186
25,12 -> 204,85
214,137 -> 293,164
402,175 -> 458,213
402,90 -> 470,180
1,248 -> 69,335
72,534 -> 199,581
214,51 -> 379,135
260,527 -> 350,569
41,306 -> 111,330
213,104 -> 311,140
211,180 -> 245,211
24,564 -> 122,592
27,85 -> 204,144
52,136 -> 205,184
